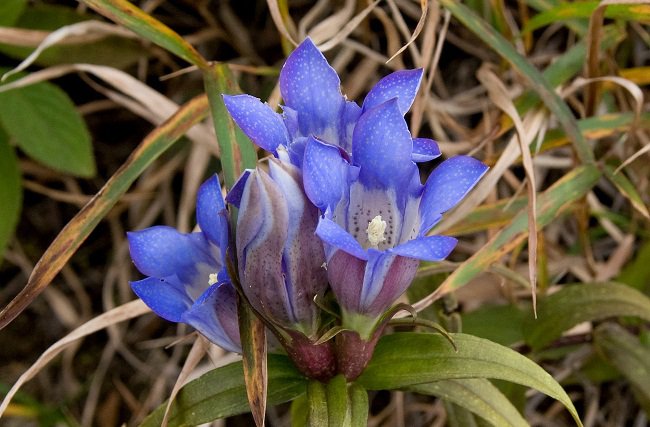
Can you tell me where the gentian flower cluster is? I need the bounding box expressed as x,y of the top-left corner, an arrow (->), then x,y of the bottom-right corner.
128,38 -> 487,381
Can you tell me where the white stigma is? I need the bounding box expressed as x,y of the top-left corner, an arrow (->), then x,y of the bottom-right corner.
208,273 -> 219,286
366,215 -> 387,248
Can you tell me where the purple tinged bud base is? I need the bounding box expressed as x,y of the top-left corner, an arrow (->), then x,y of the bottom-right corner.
283,330 -> 337,382
335,326 -> 386,381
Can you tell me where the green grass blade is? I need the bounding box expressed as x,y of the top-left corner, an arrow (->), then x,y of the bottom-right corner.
0,129 -> 22,262
203,63 -> 258,189
439,0 -> 594,164
80,0 -> 207,67
524,282 -> 650,351
0,95 -> 210,330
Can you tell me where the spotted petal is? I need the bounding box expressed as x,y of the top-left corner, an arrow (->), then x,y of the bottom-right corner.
316,217 -> 367,260
362,69 -> 423,115
412,138 -> 441,162
182,282 -> 241,353
352,99 -> 415,190
131,276 -> 191,323
223,94 -> 289,152
127,227 -> 214,284
303,137 -> 349,211
280,38 -> 344,138
196,174 -> 228,254
420,155 -> 488,233
390,235 -> 457,261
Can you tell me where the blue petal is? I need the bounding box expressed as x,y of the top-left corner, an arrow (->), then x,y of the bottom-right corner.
182,282 -> 241,353
420,155 -> 488,233
316,218 -> 367,260
279,38 -> 344,137
225,170 -> 251,208
131,276 -> 192,322
412,138 -> 441,162
196,175 -> 228,253
303,137 -> 349,211
223,94 -> 288,152
352,99 -> 415,190
390,235 -> 457,261
127,226 -> 215,280
337,100 -> 361,153
362,69 -> 423,115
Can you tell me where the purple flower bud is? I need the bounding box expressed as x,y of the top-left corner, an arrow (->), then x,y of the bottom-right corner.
230,158 -> 328,339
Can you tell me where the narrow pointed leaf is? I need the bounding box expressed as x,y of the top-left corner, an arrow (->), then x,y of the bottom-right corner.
0,94 -> 210,330
524,282 -> 650,351
307,380 -> 328,426
408,379 -> 527,427
204,64 -> 258,189
603,164 -> 650,219
326,375 -> 350,427
139,355 -> 307,426
348,383 -> 368,427
80,0 -> 207,67
238,296 -> 268,427
358,332 -> 583,426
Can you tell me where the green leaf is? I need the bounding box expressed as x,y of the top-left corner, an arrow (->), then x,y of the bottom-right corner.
80,0 -> 207,68
0,129 -> 22,261
524,1 -> 650,34
409,379 -> 527,427
357,332 -> 583,426
0,95 -> 209,329
0,76 -> 95,177
307,380 -> 328,426
306,375 -> 367,427
0,0 -> 26,26
594,323 -> 650,414
462,304 -> 526,346
325,375 -> 349,427
203,64 -> 258,189
524,282 -> 650,351
438,0 -> 594,164
140,354 -> 307,427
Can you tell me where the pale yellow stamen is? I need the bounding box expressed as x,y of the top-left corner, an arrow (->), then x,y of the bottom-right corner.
366,215 -> 387,248
208,273 -> 219,286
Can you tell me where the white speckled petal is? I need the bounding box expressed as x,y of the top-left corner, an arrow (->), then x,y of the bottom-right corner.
419,155 -> 488,233
223,94 -> 289,152
362,69 -> 423,115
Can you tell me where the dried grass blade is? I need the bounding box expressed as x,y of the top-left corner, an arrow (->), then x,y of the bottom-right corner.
162,336 -> 209,427
477,66 -> 538,316
0,299 -> 150,418
266,0 -> 298,47
1,21 -> 136,81
318,0 -> 381,52
387,0 -> 429,64
0,95 -> 210,330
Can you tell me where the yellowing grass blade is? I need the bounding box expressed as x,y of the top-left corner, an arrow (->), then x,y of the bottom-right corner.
0,95 -> 210,330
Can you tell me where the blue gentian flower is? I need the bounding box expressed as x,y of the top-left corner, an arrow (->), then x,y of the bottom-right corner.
128,175 -> 241,353
222,38 -> 441,167
302,99 -> 488,338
